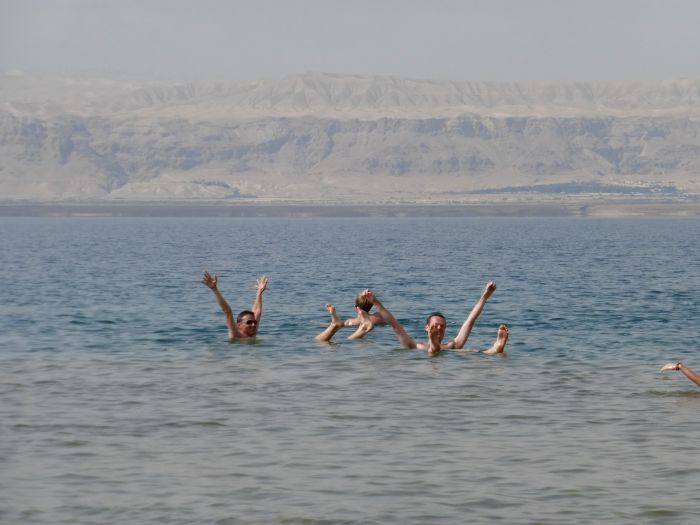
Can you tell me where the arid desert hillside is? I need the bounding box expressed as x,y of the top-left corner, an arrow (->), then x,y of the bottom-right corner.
2,72 -> 700,201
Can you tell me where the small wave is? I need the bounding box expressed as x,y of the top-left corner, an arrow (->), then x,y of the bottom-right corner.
59,440 -> 88,447
161,420 -> 226,428
636,509 -> 682,518
645,389 -> 700,398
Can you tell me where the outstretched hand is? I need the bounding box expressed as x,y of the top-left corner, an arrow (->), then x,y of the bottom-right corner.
660,362 -> 681,372
483,281 -> 497,299
361,289 -> 376,304
427,323 -> 442,355
202,271 -> 218,290
256,275 -> 269,294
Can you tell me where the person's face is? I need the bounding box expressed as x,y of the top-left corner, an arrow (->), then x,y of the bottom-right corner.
425,315 -> 446,342
238,314 -> 258,337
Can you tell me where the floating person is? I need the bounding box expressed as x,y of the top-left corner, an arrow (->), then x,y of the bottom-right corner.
202,271 -> 268,340
360,282 -> 507,356
343,291 -> 389,328
315,291 -> 389,342
660,362 -> 700,387
315,303 -> 375,342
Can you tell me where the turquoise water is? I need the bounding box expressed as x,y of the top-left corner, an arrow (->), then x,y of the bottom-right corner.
1,217 -> 700,524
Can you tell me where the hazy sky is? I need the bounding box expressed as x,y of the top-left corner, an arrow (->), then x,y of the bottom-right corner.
1,0 -> 699,82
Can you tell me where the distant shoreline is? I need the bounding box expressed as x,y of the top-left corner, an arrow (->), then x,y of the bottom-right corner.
1,199 -> 698,218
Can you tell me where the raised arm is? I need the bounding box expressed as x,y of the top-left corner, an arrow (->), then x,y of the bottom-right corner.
202,271 -> 240,339
364,290 -> 418,349
451,281 -> 496,350
251,275 -> 268,322
661,362 -> 700,387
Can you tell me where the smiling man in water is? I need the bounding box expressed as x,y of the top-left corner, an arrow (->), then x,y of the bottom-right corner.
202,271 -> 268,340
361,282 -> 508,355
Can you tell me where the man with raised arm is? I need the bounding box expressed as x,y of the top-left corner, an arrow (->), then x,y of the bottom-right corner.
660,362 -> 700,387
202,271 -> 268,340
362,282 -> 508,356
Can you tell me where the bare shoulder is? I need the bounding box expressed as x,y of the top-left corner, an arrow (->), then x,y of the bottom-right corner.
369,313 -> 387,325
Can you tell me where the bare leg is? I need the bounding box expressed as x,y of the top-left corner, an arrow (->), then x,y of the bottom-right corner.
348,307 -> 375,340
315,304 -> 344,342
483,325 -> 509,354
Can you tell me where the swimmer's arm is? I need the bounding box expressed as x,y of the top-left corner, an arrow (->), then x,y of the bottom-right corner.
680,364 -> 700,387
251,275 -> 268,323
452,281 -> 496,349
370,311 -> 389,326
366,292 -> 417,349
202,272 -> 241,339
662,362 -> 700,387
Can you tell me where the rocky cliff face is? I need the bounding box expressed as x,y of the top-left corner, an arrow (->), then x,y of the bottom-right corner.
2,72 -> 699,201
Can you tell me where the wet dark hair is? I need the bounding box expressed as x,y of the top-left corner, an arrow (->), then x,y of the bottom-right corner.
425,312 -> 446,324
237,310 -> 256,323
354,292 -> 373,312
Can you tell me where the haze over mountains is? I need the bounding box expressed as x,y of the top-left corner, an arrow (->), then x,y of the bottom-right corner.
2,71 -> 700,202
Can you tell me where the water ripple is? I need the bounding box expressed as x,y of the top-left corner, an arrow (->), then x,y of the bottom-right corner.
2,217 -> 700,524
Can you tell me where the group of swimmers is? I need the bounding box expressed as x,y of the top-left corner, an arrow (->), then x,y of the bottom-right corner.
202,271 -> 700,386
202,271 -> 509,356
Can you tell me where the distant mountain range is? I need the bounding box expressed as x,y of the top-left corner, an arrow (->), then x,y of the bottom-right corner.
2,71 -> 699,201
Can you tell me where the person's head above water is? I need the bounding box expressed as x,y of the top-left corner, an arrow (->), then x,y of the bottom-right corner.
355,292 -> 373,313
425,312 -> 446,325
425,312 -> 447,342
236,310 -> 258,337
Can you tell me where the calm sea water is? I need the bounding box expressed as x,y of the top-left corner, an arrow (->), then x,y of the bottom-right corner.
1,217 -> 699,524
